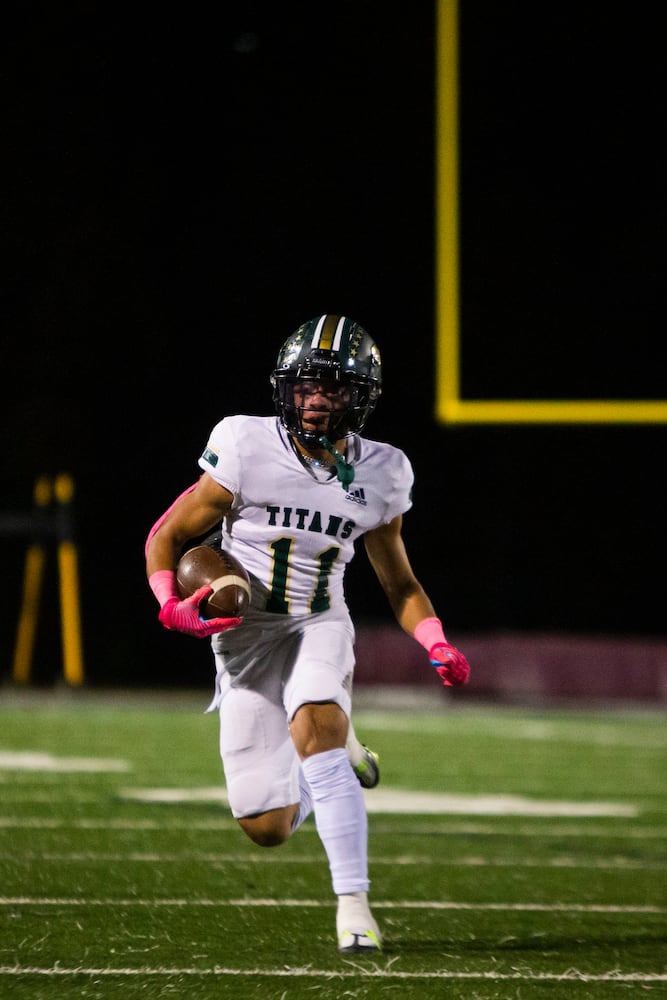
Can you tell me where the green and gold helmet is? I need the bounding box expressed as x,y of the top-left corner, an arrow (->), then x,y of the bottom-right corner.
271,314 -> 382,447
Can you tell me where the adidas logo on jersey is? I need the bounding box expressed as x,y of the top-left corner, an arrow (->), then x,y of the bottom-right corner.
345,486 -> 367,506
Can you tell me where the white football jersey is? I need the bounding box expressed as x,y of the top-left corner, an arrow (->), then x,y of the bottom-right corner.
198,415 -> 413,616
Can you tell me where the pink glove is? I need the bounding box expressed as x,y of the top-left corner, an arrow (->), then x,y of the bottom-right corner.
430,643 -> 471,687
149,570 -> 241,638
158,587 -> 242,637
414,616 -> 470,687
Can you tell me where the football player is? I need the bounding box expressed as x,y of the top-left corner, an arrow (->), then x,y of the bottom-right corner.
145,314 -> 470,954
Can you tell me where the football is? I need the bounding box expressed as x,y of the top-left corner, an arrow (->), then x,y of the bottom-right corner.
176,545 -> 251,619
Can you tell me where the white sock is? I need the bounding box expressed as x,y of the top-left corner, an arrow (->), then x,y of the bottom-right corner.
301,747 -> 369,894
290,764 -> 314,833
345,719 -> 365,769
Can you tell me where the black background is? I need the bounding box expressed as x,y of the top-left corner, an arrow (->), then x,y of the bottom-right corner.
2,3 -> 663,686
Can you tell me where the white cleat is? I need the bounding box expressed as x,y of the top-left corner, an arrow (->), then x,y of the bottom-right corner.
346,723 -> 380,789
336,892 -> 383,954
353,746 -> 380,789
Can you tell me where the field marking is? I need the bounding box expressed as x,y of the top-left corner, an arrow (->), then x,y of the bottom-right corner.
354,710 -> 667,751
1,897 -> 665,913
1,816 -> 665,837
354,712 -> 667,750
2,851 -> 665,871
0,752 -> 130,773
0,793 -> 101,803
118,786 -> 638,817
0,964 -> 665,983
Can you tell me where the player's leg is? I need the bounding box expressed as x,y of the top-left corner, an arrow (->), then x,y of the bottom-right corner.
284,618 -> 382,953
218,684 -> 301,847
210,620 -> 311,846
237,806 -> 296,847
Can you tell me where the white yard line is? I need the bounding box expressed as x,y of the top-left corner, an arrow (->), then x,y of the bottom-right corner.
352,713 -> 667,750
0,752 -> 130,772
1,816 -> 666,837
1,897 -> 665,913
0,964 -> 665,983
116,785 -> 639,817
1,851 -> 665,870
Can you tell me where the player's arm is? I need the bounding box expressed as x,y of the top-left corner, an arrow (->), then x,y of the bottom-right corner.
363,516 -> 470,687
145,473 -> 239,638
146,472 -> 233,575
363,515 -> 436,632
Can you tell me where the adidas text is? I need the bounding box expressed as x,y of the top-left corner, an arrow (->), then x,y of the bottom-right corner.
345,487 -> 367,506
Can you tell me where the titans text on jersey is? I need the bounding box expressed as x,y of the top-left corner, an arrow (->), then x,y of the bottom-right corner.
198,414 -> 414,617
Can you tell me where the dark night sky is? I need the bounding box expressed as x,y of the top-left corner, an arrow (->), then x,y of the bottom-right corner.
2,3 -> 664,685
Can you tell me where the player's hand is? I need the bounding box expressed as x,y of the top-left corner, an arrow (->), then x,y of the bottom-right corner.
430,642 -> 470,687
158,586 -> 242,638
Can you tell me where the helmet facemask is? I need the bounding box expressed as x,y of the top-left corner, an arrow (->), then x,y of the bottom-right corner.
274,375 -> 376,448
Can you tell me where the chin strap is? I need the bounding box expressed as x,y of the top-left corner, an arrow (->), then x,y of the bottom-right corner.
319,435 -> 355,490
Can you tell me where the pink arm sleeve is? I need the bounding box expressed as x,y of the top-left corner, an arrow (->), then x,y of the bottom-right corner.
144,482 -> 199,558
148,570 -> 179,608
413,616 -> 448,654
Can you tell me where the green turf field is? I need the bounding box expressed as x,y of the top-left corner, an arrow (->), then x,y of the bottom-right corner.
0,691 -> 665,999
